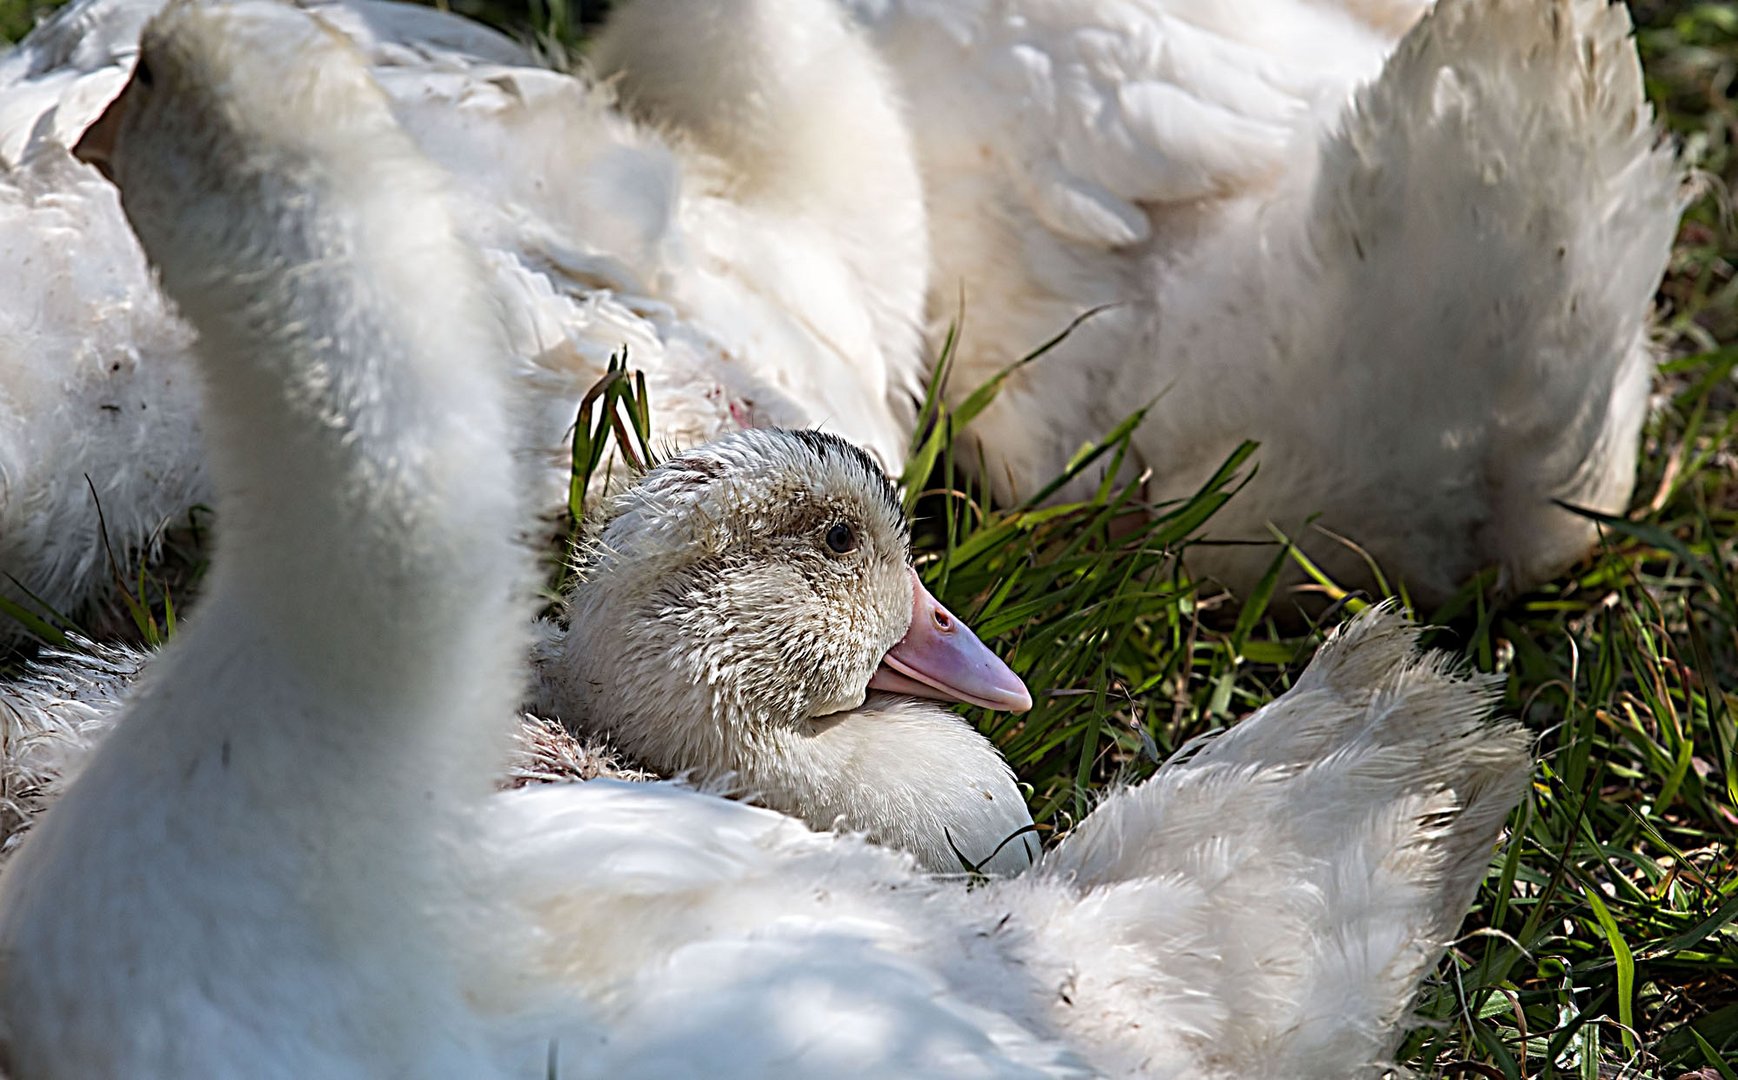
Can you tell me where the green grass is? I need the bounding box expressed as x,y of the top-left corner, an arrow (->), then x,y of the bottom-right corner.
0,0 -> 53,42
4,0 -> 1736,1074
496,5 -> 1738,1073
900,307 -> 1738,1076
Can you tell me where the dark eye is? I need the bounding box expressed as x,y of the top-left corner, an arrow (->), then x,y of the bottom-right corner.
134,57 -> 155,88
824,522 -> 857,554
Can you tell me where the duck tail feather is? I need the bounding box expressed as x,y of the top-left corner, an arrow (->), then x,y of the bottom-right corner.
1314,0 -> 1683,589
1032,606 -> 1530,1075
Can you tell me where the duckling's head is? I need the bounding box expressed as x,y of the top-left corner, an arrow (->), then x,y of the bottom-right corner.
551,428 -> 1029,775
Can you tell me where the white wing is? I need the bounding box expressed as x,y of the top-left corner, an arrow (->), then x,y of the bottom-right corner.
474,609 -> 1527,1078
0,0 -> 147,166
849,0 -> 1428,247
484,779 -> 1091,1079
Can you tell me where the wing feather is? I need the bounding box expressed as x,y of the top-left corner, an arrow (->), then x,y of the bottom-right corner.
851,0 -> 1427,247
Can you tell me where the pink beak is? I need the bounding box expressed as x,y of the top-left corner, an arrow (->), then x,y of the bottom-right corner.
867,569 -> 1033,713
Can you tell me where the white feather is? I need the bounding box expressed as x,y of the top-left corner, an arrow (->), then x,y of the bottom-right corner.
0,8 -> 1528,1076
0,0 -> 929,642
846,0 -> 1684,601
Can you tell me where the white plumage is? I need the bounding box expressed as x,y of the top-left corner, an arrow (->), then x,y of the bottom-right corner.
0,0 -> 1689,638
843,0 -> 1684,601
0,110 -> 203,635
0,0 -> 930,641
0,7 -> 1528,1075
0,635 -> 137,855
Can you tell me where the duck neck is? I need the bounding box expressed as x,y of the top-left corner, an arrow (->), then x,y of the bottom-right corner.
737,699 -> 1038,876
70,123 -> 528,850
183,162 -> 529,785
0,68 -> 528,1073
594,0 -> 919,215
737,703 -> 949,807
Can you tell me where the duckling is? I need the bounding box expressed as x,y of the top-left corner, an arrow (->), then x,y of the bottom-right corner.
0,0 -> 928,643
0,10 -> 1529,1075
839,0 -> 1684,602
538,427 -> 1039,875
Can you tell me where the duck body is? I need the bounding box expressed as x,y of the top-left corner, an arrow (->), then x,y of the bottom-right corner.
0,0 -> 928,642
845,0 -> 1684,600
0,6 -> 1530,1075
1,0 -> 1684,631
0,105 -> 205,639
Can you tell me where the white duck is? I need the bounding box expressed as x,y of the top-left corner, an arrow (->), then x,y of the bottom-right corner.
830,0 -> 1685,602
0,6 -> 1530,1076
0,0 -> 929,643
2,427 -> 1045,877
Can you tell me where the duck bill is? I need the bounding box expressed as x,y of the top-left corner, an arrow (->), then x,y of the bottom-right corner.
73,83 -> 130,183
868,569 -> 1032,713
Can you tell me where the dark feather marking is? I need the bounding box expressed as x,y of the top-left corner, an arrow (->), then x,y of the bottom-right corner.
784,429 -> 908,539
